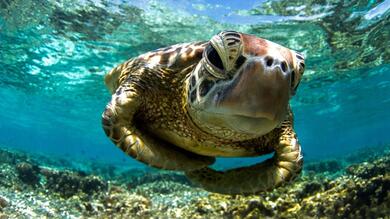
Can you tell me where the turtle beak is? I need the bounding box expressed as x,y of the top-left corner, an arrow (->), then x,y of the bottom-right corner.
216,57 -> 291,124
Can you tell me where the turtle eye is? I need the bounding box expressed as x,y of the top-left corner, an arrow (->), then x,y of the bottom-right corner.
205,44 -> 224,71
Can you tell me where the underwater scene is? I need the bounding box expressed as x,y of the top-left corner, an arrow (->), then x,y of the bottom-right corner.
0,0 -> 389,218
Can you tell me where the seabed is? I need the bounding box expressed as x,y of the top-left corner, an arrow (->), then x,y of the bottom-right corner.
0,145 -> 389,218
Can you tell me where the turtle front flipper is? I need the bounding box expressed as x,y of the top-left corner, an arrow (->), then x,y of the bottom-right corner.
102,80 -> 215,171
185,120 -> 303,195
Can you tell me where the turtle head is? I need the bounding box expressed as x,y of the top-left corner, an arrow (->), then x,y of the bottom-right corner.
186,31 -> 305,139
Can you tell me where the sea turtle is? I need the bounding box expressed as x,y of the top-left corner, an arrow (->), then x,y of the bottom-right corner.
102,31 -> 305,194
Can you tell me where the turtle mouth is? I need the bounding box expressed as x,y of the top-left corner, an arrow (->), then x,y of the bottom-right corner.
188,108 -> 279,136
227,111 -> 276,121
207,109 -> 277,122
227,115 -> 277,135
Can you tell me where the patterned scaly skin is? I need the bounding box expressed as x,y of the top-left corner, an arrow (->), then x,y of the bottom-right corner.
102,35 -> 304,194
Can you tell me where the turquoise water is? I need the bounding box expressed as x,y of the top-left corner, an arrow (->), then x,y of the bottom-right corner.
0,0 -> 389,170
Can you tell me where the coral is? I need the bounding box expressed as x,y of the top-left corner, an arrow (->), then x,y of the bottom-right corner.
0,164 -> 18,188
0,149 -> 28,165
124,171 -> 190,189
346,155 -> 389,179
299,174 -> 390,218
131,178 -> 208,216
305,159 -> 343,174
41,169 -> 108,198
182,172 -> 390,218
178,151 -> 390,219
0,145 -> 388,218
134,180 -> 191,197
99,186 -> 151,217
15,162 -> 40,186
0,196 -> 8,209
299,180 -> 323,196
345,145 -> 389,164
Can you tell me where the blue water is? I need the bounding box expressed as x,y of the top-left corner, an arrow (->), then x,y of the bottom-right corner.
0,0 -> 389,169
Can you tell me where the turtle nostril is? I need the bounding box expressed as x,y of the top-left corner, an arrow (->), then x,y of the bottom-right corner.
265,56 -> 273,67
281,61 -> 287,72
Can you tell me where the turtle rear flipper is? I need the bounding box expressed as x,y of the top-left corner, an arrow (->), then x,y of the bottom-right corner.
102,79 -> 215,171
185,122 -> 303,194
